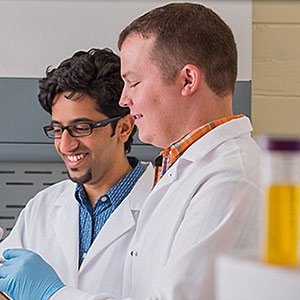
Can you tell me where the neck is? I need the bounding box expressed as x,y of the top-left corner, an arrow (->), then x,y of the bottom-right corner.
84,158 -> 132,208
163,93 -> 233,148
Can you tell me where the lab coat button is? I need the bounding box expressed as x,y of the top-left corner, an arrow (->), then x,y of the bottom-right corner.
130,250 -> 138,257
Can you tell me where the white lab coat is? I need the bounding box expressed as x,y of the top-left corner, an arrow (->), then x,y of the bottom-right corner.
52,116 -> 263,300
0,162 -> 154,298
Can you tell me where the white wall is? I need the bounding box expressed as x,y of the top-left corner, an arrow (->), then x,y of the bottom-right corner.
0,0 -> 251,80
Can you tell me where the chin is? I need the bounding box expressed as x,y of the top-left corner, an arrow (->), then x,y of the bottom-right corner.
67,169 -> 92,184
138,132 -> 152,144
139,133 -> 165,148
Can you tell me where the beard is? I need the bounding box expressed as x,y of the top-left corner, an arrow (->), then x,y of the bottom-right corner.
67,168 -> 92,184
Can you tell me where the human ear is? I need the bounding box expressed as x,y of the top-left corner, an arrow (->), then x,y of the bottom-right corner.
116,114 -> 135,143
180,64 -> 200,96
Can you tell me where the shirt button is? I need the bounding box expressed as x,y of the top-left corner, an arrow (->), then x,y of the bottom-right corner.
101,195 -> 108,202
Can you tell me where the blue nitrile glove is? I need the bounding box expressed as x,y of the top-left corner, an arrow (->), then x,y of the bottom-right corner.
0,249 -> 65,300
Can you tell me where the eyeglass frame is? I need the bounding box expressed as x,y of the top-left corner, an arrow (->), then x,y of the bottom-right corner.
43,116 -> 122,139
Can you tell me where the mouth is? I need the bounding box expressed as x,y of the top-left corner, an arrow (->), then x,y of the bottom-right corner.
67,153 -> 87,162
64,152 -> 88,167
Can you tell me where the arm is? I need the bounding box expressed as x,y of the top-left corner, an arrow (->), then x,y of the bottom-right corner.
0,192 -> 42,254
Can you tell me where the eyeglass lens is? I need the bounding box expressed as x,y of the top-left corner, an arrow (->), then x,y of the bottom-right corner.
46,123 -> 92,138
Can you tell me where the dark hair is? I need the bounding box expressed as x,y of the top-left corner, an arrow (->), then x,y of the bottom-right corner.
118,3 -> 237,98
38,48 -> 136,153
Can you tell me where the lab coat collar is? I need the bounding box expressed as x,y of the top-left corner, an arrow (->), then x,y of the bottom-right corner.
126,162 -> 154,210
151,117 -> 253,193
50,163 -> 154,275
180,116 -> 253,163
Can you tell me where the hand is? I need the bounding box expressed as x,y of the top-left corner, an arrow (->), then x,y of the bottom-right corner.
0,249 -> 64,300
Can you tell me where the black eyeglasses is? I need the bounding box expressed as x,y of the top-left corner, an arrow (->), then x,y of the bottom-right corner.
43,116 -> 121,139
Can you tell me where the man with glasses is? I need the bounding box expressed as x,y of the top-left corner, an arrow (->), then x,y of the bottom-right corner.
0,48 -> 153,297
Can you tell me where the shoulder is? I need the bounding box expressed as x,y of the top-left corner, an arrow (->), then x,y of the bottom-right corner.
25,179 -> 76,210
179,118 -> 261,186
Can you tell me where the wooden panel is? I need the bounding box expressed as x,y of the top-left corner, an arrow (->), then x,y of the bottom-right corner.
252,0 -> 300,136
253,24 -> 300,61
253,23 -> 300,96
252,95 -> 300,136
252,59 -> 300,96
253,1 -> 300,24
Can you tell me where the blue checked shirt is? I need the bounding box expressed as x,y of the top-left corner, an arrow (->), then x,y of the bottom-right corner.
75,157 -> 144,267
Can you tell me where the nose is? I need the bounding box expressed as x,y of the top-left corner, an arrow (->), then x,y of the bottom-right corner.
119,87 -> 133,108
56,130 -> 79,154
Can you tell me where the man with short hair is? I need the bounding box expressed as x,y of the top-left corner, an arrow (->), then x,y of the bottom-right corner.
0,48 -> 153,297
0,3 -> 261,300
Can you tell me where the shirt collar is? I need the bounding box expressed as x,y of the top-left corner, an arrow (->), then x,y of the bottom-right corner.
75,157 -> 143,210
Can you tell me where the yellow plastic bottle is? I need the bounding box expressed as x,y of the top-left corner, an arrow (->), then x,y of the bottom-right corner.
260,137 -> 300,267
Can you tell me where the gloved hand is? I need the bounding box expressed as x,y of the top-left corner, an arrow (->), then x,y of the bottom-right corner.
0,249 -> 64,300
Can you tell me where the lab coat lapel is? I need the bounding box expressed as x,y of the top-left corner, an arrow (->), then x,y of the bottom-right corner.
131,165 -> 176,227
150,163 -> 178,199
80,163 -> 154,272
79,191 -> 136,272
50,191 -> 79,280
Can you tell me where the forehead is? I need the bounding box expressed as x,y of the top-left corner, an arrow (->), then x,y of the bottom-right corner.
120,34 -> 156,76
51,92 -> 105,121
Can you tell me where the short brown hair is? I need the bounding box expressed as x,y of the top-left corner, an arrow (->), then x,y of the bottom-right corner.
118,3 -> 237,98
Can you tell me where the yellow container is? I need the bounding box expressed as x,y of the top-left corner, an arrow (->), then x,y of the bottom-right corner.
264,185 -> 300,266
259,137 -> 300,267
